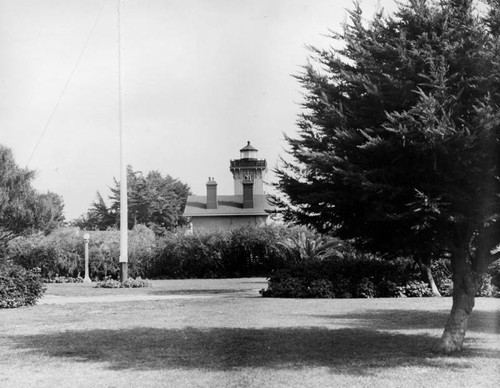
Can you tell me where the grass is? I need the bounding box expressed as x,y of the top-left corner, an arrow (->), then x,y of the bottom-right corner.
1,278 -> 499,387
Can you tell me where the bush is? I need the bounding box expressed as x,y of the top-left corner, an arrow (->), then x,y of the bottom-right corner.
47,275 -> 84,283
7,225 -> 291,281
260,274 -> 307,298
0,263 -> 46,308
308,279 -> 336,298
400,280 -> 433,297
8,228 -> 82,279
487,259 -> 500,289
149,225 -> 289,279
122,277 -> 151,288
437,278 -> 454,297
356,278 -> 377,298
94,278 -> 122,288
7,225 -> 157,281
94,277 -> 151,288
259,269 -> 335,298
261,252 -> 435,299
476,274 -> 494,297
331,274 -> 352,298
431,258 -> 452,290
377,280 -> 405,297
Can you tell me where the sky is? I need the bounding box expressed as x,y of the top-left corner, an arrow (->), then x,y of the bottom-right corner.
0,0 -> 399,221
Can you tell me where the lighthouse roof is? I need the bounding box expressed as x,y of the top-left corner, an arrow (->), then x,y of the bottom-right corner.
240,141 -> 258,152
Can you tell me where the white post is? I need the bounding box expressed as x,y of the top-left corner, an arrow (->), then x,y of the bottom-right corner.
83,233 -> 91,282
118,0 -> 128,282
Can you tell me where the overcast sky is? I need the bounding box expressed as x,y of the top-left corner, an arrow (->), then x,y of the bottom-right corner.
0,0 -> 398,220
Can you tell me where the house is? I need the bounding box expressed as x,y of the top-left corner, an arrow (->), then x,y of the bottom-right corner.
184,142 -> 273,231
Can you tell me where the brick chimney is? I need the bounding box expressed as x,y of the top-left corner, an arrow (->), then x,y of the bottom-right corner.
242,177 -> 254,209
206,177 -> 217,209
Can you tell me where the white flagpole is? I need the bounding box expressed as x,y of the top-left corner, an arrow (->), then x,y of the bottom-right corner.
118,0 -> 128,281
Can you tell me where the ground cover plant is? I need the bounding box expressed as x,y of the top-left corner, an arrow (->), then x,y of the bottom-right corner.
0,279 -> 498,387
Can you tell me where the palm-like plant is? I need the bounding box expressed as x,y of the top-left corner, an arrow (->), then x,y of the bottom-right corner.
279,231 -> 342,262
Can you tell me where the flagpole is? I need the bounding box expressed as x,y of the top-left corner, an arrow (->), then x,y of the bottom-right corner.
118,0 -> 128,282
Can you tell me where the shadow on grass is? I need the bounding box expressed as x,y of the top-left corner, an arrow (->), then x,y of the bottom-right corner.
8,327 -> 498,373
311,309 -> 500,334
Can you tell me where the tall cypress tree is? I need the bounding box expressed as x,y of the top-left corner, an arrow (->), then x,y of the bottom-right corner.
276,0 -> 500,353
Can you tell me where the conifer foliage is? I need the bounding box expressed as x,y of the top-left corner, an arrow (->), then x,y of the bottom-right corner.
75,166 -> 191,234
275,0 -> 500,352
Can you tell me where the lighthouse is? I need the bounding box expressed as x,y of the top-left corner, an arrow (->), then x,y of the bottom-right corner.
229,141 -> 267,195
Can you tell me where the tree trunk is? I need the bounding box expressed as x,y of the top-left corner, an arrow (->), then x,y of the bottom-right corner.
435,251 -> 482,354
420,260 -> 441,297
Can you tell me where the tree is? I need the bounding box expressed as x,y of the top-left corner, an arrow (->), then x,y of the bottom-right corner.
275,0 -> 500,353
76,166 -> 191,233
0,145 -> 65,249
72,192 -> 116,231
30,191 -> 65,234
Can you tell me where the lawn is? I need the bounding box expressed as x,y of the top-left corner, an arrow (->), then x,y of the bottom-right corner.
1,278 -> 499,387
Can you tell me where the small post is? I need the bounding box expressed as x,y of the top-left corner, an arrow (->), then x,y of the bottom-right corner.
83,233 -> 91,282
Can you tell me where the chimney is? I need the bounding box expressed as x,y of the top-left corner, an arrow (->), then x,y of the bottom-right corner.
242,177 -> 254,209
206,177 -> 217,209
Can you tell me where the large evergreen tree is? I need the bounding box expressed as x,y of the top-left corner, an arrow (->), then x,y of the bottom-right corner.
275,0 -> 500,353
76,166 -> 191,233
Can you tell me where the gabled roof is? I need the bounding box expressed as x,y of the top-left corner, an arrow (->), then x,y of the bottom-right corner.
184,194 -> 273,217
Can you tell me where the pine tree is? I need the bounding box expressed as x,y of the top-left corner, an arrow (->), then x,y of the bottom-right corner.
275,0 -> 500,353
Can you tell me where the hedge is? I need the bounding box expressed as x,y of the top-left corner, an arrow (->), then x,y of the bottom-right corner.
5,225 -> 499,299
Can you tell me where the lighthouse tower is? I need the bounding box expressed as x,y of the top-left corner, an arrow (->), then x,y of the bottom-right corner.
229,141 -> 267,195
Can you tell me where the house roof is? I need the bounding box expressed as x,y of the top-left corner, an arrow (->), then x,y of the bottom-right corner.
184,194 -> 274,217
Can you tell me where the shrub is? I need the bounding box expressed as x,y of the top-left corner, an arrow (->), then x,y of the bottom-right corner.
487,259 -> 500,289
0,263 -> 46,308
7,225 -> 157,281
150,225 -> 289,279
94,278 -> 122,288
260,272 -> 307,298
401,280 -> 433,297
308,279 -> 336,298
438,278 -> 454,297
431,258 -> 452,289
356,278 -> 377,298
122,277 -> 151,288
377,280 -> 404,297
224,225 -> 288,277
434,272 -> 496,298
8,228 -> 82,279
259,267 -> 337,298
94,277 -> 151,288
476,274 -> 494,297
261,250 -> 436,299
331,274 -> 352,298
47,275 -> 84,283
278,229 -> 343,262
